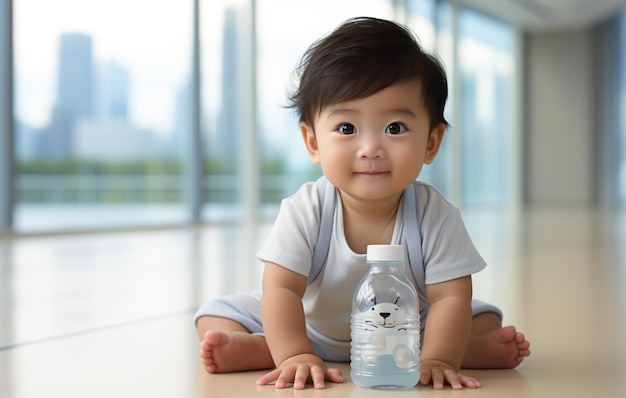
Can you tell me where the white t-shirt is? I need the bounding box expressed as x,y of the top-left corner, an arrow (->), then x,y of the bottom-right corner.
256,180 -> 486,343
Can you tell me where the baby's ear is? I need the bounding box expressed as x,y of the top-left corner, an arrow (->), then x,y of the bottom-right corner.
424,123 -> 446,165
301,122 -> 320,164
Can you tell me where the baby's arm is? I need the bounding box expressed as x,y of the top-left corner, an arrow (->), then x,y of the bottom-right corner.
256,261 -> 343,389
420,275 -> 481,390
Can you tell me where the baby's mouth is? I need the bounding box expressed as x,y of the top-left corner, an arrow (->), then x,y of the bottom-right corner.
358,170 -> 388,175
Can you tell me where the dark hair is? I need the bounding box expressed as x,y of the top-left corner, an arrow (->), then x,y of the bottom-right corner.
287,17 -> 449,131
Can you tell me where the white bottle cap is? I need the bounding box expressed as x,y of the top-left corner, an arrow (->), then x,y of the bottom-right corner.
366,244 -> 405,261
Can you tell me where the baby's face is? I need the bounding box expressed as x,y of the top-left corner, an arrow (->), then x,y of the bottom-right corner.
301,81 -> 443,204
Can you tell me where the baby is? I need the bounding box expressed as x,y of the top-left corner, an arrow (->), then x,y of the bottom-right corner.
195,16 -> 530,390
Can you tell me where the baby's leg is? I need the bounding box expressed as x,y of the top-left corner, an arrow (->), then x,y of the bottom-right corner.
461,312 -> 531,369
197,316 -> 274,373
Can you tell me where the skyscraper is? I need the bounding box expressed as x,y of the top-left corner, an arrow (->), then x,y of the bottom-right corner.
211,7 -> 239,173
99,60 -> 129,120
45,33 -> 93,158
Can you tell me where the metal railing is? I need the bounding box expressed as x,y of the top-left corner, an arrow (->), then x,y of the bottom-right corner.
15,174 -> 311,204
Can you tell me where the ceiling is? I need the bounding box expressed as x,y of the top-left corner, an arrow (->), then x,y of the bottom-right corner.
455,0 -> 626,31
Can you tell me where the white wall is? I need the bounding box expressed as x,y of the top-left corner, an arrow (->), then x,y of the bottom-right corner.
525,29 -> 595,205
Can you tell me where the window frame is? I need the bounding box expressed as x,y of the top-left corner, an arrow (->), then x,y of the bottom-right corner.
0,0 -> 14,233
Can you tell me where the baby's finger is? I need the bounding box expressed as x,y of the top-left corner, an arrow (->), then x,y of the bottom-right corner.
309,365 -> 326,389
275,368 -> 297,389
256,368 -> 281,386
419,369 -> 432,386
459,373 -> 481,389
442,369 -> 462,390
292,366 -> 312,390
325,367 -> 344,384
430,369 -> 445,390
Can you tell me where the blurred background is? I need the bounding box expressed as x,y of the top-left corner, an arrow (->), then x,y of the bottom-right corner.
0,0 -> 625,234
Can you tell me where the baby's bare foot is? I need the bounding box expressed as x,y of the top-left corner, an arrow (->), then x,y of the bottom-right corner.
200,331 -> 274,373
463,325 -> 531,369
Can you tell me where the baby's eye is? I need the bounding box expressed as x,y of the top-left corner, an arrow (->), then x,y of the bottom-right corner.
338,123 -> 356,135
385,122 -> 406,135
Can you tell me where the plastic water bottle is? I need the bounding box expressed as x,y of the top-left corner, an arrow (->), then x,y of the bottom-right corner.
350,244 -> 420,389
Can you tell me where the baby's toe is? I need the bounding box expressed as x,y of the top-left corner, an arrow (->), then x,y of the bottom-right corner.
513,332 -> 524,342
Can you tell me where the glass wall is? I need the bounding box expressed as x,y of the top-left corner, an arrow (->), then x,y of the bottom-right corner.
200,0 -> 241,222
13,0 -> 192,232
458,9 -> 516,206
1,0 -> 523,233
616,9 -> 626,205
596,7 -> 626,206
416,4 -> 517,206
408,0 -> 450,195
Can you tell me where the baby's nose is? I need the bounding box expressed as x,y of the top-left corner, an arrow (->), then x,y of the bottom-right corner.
357,134 -> 384,158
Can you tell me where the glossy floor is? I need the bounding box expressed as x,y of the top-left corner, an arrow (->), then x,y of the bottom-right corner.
1,206 -> 625,397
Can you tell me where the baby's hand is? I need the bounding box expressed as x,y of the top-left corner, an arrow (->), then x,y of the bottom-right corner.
256,353 -> 344,390
420,359 -> 481,390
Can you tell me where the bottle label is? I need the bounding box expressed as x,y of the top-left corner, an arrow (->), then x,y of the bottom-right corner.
352,298 -> 419,370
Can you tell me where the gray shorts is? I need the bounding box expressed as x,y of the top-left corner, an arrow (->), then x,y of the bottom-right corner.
194,290 -> 502,362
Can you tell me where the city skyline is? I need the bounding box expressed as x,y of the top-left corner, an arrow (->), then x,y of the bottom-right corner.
12,0 -> 527,208
16,32 -> 166,161
14,8 -> 295,167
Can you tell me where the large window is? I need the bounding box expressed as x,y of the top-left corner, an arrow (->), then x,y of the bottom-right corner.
200,0 -> 395,222
1,0 -> 522,233
416,4 -> 518,206
200,0 -> 247,222
458,10 -> 516,206
616,9 -> 626,205
13,0 -> 192,232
